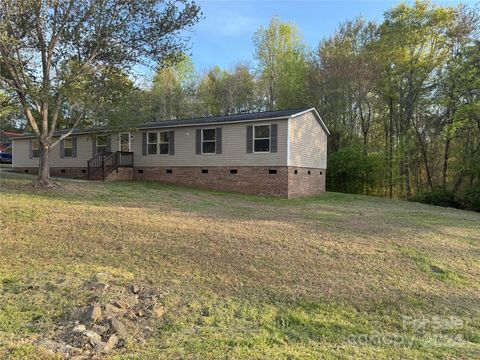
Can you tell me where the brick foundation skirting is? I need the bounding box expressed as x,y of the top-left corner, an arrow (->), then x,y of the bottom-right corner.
106,168 -> 133,181
11,167 -> 88,179
134,166 -> 288,197
288,167 -> 326,198
11,166 -> 326,198
133,166 -> 325,198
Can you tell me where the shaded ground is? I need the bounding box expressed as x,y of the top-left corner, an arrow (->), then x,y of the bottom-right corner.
0,174 -> 479,359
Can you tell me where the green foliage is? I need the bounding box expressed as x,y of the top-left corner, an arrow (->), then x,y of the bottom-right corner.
145,55 -> 204,121
314,1 -> 479,202
0,91 -> 21,131
197,63 -> 256,116
2,0 -> 479,197
0,0 -> 201,181
327,145 -> 383,194
415,187 -> 463,209
414,186 -> 480,213
464,188 -> 480,212
254,16 -> 309,110
2,173 -> 480,358
402,248 -> 466,285
312,17 -> 379,148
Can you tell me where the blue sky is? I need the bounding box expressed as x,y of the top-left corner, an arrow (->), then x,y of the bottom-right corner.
184,0 -> 471,72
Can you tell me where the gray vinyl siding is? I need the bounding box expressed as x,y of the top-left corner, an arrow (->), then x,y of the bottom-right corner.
288,111 -> 327,169
12,120 -> 288,168
133,119 -> 288,167
12,134 -> 100,167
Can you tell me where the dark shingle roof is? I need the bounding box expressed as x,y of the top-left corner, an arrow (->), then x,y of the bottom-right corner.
15,108 -> 327,138
138,108 -> 311,129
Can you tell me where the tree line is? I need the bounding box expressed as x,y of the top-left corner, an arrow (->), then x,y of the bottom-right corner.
1,0 -> 479,208
114,1 -> 479,207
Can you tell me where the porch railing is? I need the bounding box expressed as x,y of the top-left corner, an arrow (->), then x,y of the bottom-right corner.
87,151 -> 133,181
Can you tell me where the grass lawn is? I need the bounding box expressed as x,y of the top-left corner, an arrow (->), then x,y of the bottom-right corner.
1,173 -> 479,359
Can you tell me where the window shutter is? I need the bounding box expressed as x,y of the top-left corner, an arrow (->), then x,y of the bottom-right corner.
92,136 -> 96,156
29,140 -> 33,159
216,128 -> 222,154
72,137 -> 77,158
195,129 -> 201,154
142,132 -> 147,155
106,135 -> 111,152
60,139 -> 65,158
169,130 -> 175,155
271,124 -> 278,153
246,126 -> 253,153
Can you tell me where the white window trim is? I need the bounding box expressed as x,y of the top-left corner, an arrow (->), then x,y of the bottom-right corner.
159,131 -> 170,155
146,131 -> 170,155
253,124 -> 271,154
64,137 -> 73,157
96,134 -> 108,154
119,132 -> 131,152
201,128 -> 216,155
147,131 -> 158,155
32,139 -> 39,158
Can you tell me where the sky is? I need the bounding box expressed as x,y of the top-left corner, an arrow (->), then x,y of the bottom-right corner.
183,0 -> 473,72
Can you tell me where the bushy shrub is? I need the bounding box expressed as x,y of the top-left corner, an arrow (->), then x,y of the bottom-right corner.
463,187 -> 480,212
415,187 -> 463,209
327,145 -> 383,194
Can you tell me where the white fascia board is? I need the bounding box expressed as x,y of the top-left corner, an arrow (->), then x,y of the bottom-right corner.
291,108 -> 331,136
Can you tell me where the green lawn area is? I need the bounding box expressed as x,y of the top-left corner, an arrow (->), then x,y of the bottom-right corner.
1,173 -> 479,359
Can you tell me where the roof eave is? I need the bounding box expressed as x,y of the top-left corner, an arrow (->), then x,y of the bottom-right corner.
12,116 -> 292,140
138,115 -> 291,130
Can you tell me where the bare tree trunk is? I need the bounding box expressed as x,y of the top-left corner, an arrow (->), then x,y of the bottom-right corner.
440,94 -> 454,188
269,81 -> 274,110
442,136 -> 451,188
413,117 -> 434,190
388,98 -> 394,198
405,152 -> 412,198
35,144 -> 54,187
384,118 -> 389,197
418,133 -> 434,189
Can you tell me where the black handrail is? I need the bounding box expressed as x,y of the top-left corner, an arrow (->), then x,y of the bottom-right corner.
87,152 -> 110,180
118,151 -> 134,168
87,151 -> 133,181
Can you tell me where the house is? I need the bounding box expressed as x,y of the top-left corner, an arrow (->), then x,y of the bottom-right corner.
11,108 -> 329,198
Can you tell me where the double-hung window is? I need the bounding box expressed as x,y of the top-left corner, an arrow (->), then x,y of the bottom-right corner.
147,132 -> 158,155
96,135 -> 107,154
147,131 -> 170,155
202,128 -> 216,154
32,139 -> 40,158
254,125 -> 270,152
159,131 -> 170,154
64,138 -> 73,157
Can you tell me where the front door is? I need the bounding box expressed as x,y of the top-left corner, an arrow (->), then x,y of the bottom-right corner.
119,133 -> 130,152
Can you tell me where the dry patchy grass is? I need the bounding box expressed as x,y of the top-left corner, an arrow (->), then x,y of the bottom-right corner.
0,173 -> 479,359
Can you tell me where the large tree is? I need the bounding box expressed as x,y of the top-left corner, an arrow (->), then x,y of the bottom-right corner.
0,90 -> 21,131
0,0 -> 201,186
150,55 -> 198,120
253,16 -> 308,110
198,63 -> 255,116
377,0 -> 460,197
